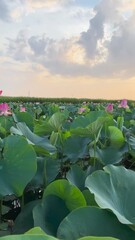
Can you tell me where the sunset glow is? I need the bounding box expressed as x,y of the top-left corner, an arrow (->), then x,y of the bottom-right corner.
0,0 -> 135,99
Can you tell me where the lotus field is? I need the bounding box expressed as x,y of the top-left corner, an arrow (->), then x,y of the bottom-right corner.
1,92 -> 135,239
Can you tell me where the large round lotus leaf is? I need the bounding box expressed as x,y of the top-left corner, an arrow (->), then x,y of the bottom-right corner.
13,112 -> 34,131
10,122 -> 56,154
78,237 -> 119,240
85,165 -> 135,225
0,116 -> 13,133
33,180 -> 86,236
43,179 -> 86,211
63,136 -> 89,163
108,126 -> 125,148
0,227 -> 58,239
57,207 -> 135,240
0,135 -> 37,198
71,111 -> 105,129
13,200 -> 41,234
29,157 -> 60,188
66,165 -> 88,191
48,112 -> 68,131
33,195 -> 70,236
82,189 -> 98,206
89,146 -> 123,165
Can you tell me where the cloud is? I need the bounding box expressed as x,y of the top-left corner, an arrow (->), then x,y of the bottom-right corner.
28,35 -> 47,56
119,0 -> 135,11
78,0 -> 122,58
4,0 -> 135,79
0,0 -> 11,21
77,0 -> 135,78
68,6 -> 94,20
104,13 -> 135,78
6,31 -> 87,76
0,0 -> 74,23
0,0 -> 25,22
1,0 -> 135,100
24,0 -> 74,12
6,30 -> 32,61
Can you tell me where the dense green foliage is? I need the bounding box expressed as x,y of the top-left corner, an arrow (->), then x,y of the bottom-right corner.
0,96 -> 134,104
0,99 -> 135,239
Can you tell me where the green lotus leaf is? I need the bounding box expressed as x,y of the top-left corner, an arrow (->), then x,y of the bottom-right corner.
57,206 -> 135,240
0,116 -> 13,135
0,135 -> 37,198
10,122 -> 56,154
48,112 -> 68,131
66,165 -> 87,191
117,116 -> 124,130
0,227 -> 58,239
26,227 -> 58,239
63,137 -> 89,163
82,189 -> 98,206
25,227 -> 48,235
33,195 -> 69,236
29,157 -> 60,188
34,111 -> 68,136
13,200 -> 41,234
78,237 -> 119,240
71,116 -> 109,140
43,179 -> 86,211
85,165 -> 135,226
89,146 -> 123,165
129,136 -> 135,149
108,126 -> 125,148
13,112 -> 34,131
33,180 -> 86,236
71,111 -> 106,129
34,122 -> 54,136
70,127 -> 93,137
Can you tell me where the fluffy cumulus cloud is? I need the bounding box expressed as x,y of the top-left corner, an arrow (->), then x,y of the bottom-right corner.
0,0 -> 74,22
119,0 -> 135,11
6,30 -> 31,61
3,0 -> 135,79
0,0 -> 25,21
6,31 -> 80,75
0,0 -> 11,21
25,0 -> 73,10
75,0 -> 135,78
105,13 -> 135,77
78,0 -> 123,57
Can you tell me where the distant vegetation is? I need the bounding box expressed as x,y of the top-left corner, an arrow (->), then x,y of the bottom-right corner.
0,96 -> 134,104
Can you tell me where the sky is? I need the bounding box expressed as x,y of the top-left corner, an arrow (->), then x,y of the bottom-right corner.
0,0 -> 135,99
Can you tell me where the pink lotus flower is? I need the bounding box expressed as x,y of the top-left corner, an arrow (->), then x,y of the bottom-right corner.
0,103 -> 12,116
106,103 -> 113,113
0,90 -> 2,95
118,99 -> 129,108
78,107 -> 86,114
20,107 -> 26,112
